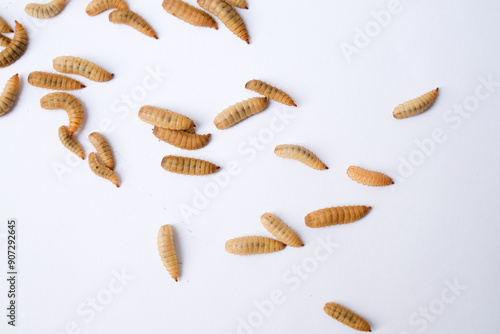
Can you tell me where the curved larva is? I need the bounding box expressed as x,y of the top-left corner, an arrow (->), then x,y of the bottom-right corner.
157,224 -> 179,282
245,79 -> 297,107
58,126 -> 84,159
25,0 -> 67,19
260,213 -> 303,248
393,88 -> 439,119
213,97 -> 268,130
324,302 -> 371,332
0,34 -> 11,47
153,126 -> 211,150
347,166 -> 393,187
161,155 -> 220,175
197,0 -> 249,43
28,71 -> 86,90
138,105 -> 194,130
85,0 -> 128,16
109,10 -> 158,39
0,17 -> 13,33
88,152 -> 119,187
0,74 -> 20,117
89,132 -> 115,170
53,56 -> 113,82
225,0 -> 248,9
305,206 -> 371,228
0,21 -> 28,69
274,144 -> 328,170
225,236 -> 285,255
40,92 -> 84,135
162,0 -> 218,29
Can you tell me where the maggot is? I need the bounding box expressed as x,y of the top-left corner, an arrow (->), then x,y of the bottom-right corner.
393,88 -> 439,119
138,105 -> 194,130
157,224 -> 179,282
88,152 -> 119,187
0,17 -> 13,33
225,0 -> 248,9
109,10 -> 158,39
197,0 -> 249,43
0,74 -> 20,117
162,0 -> 218,29
347,166 -> 393,187
161,155 -> 220,175
274,144 -> 328,170
324,302 -> 372,332
0,21 -> 28,68
89,132 -> 115,170
153,126 -> 211,150
0,34 -> 11,47
85,0 -> 128,16
225,236 -> 285,255
305,206 -> 371,228
213,97 -> 268,130
245,79 -> 296,106
53,56 -> 113,82
25,0 -> 67,19
261,213 -> 303,248
28,71 -> 85,90
58,126 -> 84,159
40,92 -> 84,134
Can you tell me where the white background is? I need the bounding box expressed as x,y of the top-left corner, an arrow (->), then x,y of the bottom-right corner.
1,0 -> 500,333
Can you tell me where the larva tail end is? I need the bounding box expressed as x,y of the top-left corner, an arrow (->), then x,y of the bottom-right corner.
81,84 -> 86,88
324,166 -> 329,170
245,40 -> 250,44
14,74 -> 19,78
292,102 -> 297,107
111,73 -> 115,79
436,87 -> 439,92
153,34 -> 158,39
215,166 -> 221,170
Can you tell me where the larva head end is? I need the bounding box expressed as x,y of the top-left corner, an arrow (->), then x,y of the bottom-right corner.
153,35 -> 158,39
215,166 -> 221,171
245,40 -> 250,44
292,102 -> 297,107
81,84 -> 86,88
324,166 -> 329,170
13,74 -> 19,78
436,87 -> 439,92
175,278 -> 178,282
115,184 -> 120,188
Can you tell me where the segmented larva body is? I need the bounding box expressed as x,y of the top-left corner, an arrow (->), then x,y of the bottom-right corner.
197,0 -> 249,43
261,213 -> 303,248
89,132 -> 115,170
88,152 -> 119,187
0,17 -> 13,33
0,22 -> 28,68
393,88 -> 439,119
28,72 -> 86,90
40,92 -> 84,134
85,0 -> 128,16
153,126 -> 211,150
225,236 -> 285,255
25,0 -> 67,19
0,34 -> 11,47
162,0 -> 218,29
58,126 -> 84,159
157,224 -> 179,282
347,166 -> 393,187
213,97 -> 268,130
324,303 -> 372,332
139,105 -> 194,130
274,144 -> 328,170
53,56 -> 113,82
0,74 -> 20,117
109,10 -> 158,39
225,0 -> 248,9
245,79 -> 296,107
305,206 -> 371,228
161,155 -> 220,175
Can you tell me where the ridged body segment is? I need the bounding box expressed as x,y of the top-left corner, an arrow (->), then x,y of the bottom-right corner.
86,0 -> 128,16
0,22 -> 28,68
153,126 -> 211,150
40,92 -> 84,134
0,74 -> 20,117
89,132 -> 115,170
225,236 -> 285,255
0,34 -> 12,47
109,10 -> 158,39
25,0 -> 67,18
225,0 -> 248,9
305,206 -> 371,228
197,0 -> 249,43
162,0 -> 217,29
139,105 -> 194,130
274,144 -> 327,170
161,155 -> 220,175
157,224 -> 179,281
324,302 -> 372,332
88,152 -> 119,187
245,80 -> 296,107
393,88 -> 439,119
58,126 -> 84,159
53,56 -> 113,82
261,213 -> 303,247
213,97 -> 268,130
0,17 -> 13,33
347,166 -> 393,187
28,71 -> 85,90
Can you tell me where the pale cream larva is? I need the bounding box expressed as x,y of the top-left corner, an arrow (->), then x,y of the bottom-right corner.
225,236 -> 285,255
109,9 -> 158,39
274,144 -> 328,170
58,126 -> 85,159
53,56 -> 114,82
88,152 -> 119,187
157,224 -> 179,281
197,0 -> 249,43
213,97 -> 268,130
89,132 -> 115,170
324,302 -> 372,332
25,0 -> 67,19
0,34 -> 12,47
0,74 -> 20,117
0,17 -> 13,33
85,0 -> 129,16
40,92 -> 84,134
162,0 -> 218,29
393,88 -> 439,119
347,166 -> 393,187
260,213 -> 303,247
0,21 -> 28,68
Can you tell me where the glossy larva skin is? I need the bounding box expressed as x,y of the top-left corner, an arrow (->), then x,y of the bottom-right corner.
393,88 -> 439,119
85,0 -> 128,16
347,166 -> 393,187
40,92 -> 84,134
53,56 -> 113,82
225,0 -> 248,9
245,80 -> 297,107
109,10 -> 158,39
161,155 -> 220,175
157,225 -> 179,281
58,126 -> 84,159
260,213 -> 303,247
197,0 -> 249,43
89,132 -> 115,170
139,105 -> 195,130
0,74 -> 20,117
324,302 -> 372,332
0,34 -> 11,47
225,236 -> 285,255
162,0 -> 218,29
25,0 -> 67,19
0,17 -> 13,33
88,152 -> 119,187
0,22 -> 28,68
28,71 -> 85,90
305,206 -> 371,228
153,126 -> 211,150
274,144 -> 328,170
213,97 -> 268,130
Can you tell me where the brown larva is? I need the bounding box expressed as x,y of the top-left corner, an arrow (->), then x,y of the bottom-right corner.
162,0 -> 218,30
213,97 -> 268,130
40,92 -> 84,134
305,206 -> 371,228
85,0 -> 128,16
161,155 -> 220,175
261,213 -> 303,248
0,74 -> 20,117
225,0 -> 248,9
138,105 -> 195,130
109,10 -> 158,39
324,302 -> 372,332
88,152 -> 119,187
0,17 -> 13,33
274,144 -> 328,170
58,126 -> 84,159
89,132 -> 115,170
347,166 -> 393,187
393,88 -> 439,119
28,71 -> 86,90
0,34 -> 11,47
25,0 -> 67,19
53,56 -> 113,82
225,236 -> 286,255
0,21 -> 28,69
245,79 -> 297,107
157,224 -> 179,282
153,126 -> 211,150
197,0 -> 249,43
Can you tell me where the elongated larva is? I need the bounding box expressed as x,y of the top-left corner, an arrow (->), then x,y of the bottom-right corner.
25,0 -> 67,19
261,213 -> 303,248
161,155 -> 220,175
109,10 -> 158,39
347,166 -> 393,187
0,17 -> 13,33
213,97 -> 268,130
245,79 -> 296,107
89,132 -> 115,170
157,225 -> 179,281
0,22 -> 28,69
53,56 -> 113,82
28,71 -> 86,90
40,92 -> 84,134
274,144 -> 328,170
162,0 -> 218,29
88,152 -> 119,187
139,105 -> 194,130
197,0 -> 249,43
85,0 -> 128,16
305,206 -> 371,228
58,126 -> 84,159
153,126 -> 211,150
225,236 -> 285,255
225,0 -> 248,9
0,34 -> 11,47
324,302 -> 372,332
393,88 -> 439,119
0,74 -> 20,117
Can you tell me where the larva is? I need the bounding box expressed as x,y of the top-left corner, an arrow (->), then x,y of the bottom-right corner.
213,97 -> 268,130
245,79 -> 296,107
225,0 -> 248,9
153,126 -> 211,150
109,10 -> 158,39
0,21 -> 28,69
305,206 -> 371,228
197,0 -> 249,43
0,34 -> 11,47
0,74 -> 20,117
0,17 -> 13,33
324,302 -> 372,332
28,71 -> 85,90
53,56 -> 113,82
347,166 -> 393,187
25,0 -> 67,19
89,132 -> 115,170
162,0 -> 218,30
40,92 -> 84,134
274,144 -> 328,170
161,155 -> 220,175
393,88 -> 439,119
225,236 -> 285,255
157,224 -> 179,282
58,126 -> 84,159
85,0 -> 128,16
261,213 -> 303,248
138,105 -> 194,130
88,152 -> 119,187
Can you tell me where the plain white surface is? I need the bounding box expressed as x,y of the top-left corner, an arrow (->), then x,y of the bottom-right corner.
1,0 -> 500,333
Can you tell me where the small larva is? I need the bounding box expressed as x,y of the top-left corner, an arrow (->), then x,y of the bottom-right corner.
40,92 -> 84,134
261,213 -> 303,248
245,79 -> 296,107
0,21 -> 28,69
225,236 -> 286,255
0,74 -> 20,117
157,224 -> 179,282
89,132 -> 115,170
53,56 -> 113,82
162,0 -> 218,30
274,144 -> 328,170
305,206 -> 371,228
324,302 -> 371,332
161,155 -> 220,175
0,17 -> 13,33
138,105 -> 194,130
213,97 -> 268,130
109,10 -> 158,39
58,126 -> 84,159
153,126 -> 211,150
197,0 -> 249,43
28,71 -> 86,90
25,0 -> 67,19
347,166 -> 393,187
85,0 -> 128,16
225,0 -> 248,9
393,88 -> 439,119
0,34 -> 11,47
88,152 -> 119,187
